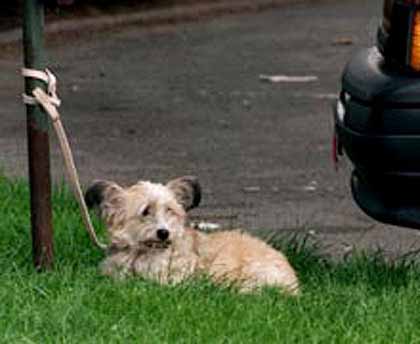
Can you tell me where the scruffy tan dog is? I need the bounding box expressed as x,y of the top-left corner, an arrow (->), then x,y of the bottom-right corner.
85,176 -> 299,294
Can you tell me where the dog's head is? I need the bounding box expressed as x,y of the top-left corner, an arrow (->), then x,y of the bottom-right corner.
85,176 -> 201,249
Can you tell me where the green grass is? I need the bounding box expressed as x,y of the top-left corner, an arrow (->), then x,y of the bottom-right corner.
2,175 -> 420,343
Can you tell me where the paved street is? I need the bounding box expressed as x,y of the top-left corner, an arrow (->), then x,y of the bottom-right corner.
2,0 -> 420,257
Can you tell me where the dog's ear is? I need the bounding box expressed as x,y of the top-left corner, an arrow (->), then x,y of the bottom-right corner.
85,180 -> 121,209
85,180 -> 126,226
167,176 -> 201,211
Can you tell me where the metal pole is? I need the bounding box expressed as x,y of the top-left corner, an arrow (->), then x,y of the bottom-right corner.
23,0 -> 54,270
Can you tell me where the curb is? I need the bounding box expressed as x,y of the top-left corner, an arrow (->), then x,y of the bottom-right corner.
0,0 -> 311,46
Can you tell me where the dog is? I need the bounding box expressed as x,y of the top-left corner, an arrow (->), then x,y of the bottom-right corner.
85,176 -> 299,294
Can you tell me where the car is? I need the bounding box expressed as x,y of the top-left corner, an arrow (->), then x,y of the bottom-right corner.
334,0 -> 420,229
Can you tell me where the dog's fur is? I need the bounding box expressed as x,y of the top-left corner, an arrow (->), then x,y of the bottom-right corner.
85,176 -> 299,294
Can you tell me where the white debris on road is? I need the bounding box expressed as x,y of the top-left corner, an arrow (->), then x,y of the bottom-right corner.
311,93 -> 338,100
243,186 -> 261,193
259,74 -> 319,83
191,222 -> 221,232
303,180 -> 318,192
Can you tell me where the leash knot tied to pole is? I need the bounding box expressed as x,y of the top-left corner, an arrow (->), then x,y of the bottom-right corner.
21,68 -> 107,251
22,68 -> 61,109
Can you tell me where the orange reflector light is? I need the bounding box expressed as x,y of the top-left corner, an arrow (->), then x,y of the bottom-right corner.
411,11 -> 420,71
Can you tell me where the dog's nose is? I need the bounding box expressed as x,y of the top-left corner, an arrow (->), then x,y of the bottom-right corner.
156,228 -> 170,241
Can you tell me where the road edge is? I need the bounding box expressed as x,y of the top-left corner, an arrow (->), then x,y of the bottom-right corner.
0,0 -> 316,46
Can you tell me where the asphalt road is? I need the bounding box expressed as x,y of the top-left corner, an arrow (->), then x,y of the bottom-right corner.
2,0 -> 420,257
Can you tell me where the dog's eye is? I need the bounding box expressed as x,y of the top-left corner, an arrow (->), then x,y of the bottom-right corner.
141,205 -> 151,217
166,207 -> 180,217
